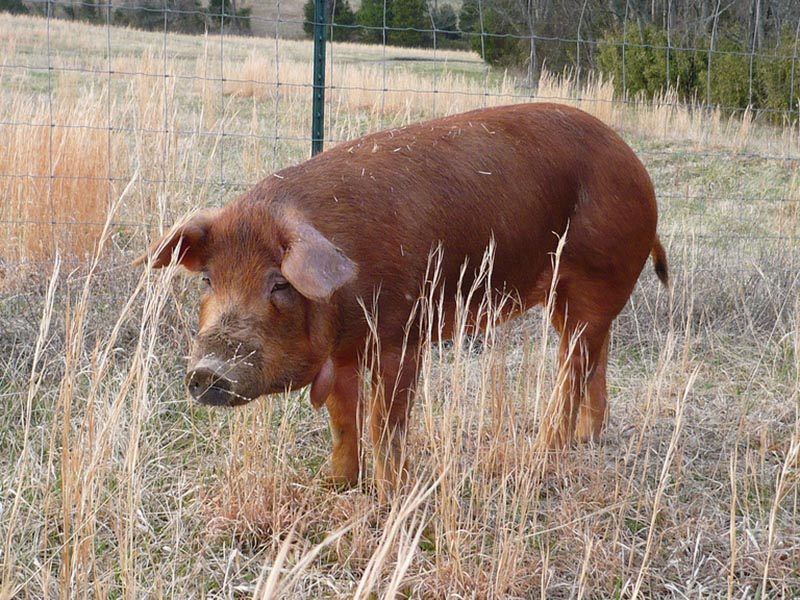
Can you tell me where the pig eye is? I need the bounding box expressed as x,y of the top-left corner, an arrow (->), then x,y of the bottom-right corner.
271,279 -> 290,294
200,271 -> 212,288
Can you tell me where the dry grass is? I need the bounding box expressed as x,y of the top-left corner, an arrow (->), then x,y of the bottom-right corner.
0,82 -> 121,264
1,12 -> 799,600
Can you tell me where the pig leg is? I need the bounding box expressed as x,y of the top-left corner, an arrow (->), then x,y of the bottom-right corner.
370,349 -> 419,502
576,333 -> 609,443
543,297 -> 611,449
325,362 -> 363,487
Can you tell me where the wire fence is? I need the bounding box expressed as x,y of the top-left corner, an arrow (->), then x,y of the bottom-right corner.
0,1 -> 799,287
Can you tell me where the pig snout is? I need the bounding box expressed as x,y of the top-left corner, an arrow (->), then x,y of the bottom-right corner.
186,357 -> 251,407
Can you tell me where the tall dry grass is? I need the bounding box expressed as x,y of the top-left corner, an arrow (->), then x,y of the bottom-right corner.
0,83 -> 121,265
3,13 -> 798,275
1,12 -> 799,600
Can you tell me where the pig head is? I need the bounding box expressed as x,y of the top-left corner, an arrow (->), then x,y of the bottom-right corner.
143,204 -> 357,409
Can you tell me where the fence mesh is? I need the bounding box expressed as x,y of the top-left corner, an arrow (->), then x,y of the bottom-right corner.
1,4 -> 799,597
0,1 -> 798,282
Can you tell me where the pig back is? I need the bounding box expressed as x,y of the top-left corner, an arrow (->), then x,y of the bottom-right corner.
265,103 -> 657,345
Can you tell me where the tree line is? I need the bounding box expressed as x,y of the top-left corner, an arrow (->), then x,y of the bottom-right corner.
302,0 -> 459,48
303,0 -> 800,117
4,0 -> 798,116
1,0 -> 252,33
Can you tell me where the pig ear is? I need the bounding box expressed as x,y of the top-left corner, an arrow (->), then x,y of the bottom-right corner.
281,219 -> 357,302
135,211 -> 218,271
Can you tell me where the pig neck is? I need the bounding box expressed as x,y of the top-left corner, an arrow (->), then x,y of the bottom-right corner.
310,356 -> 335,408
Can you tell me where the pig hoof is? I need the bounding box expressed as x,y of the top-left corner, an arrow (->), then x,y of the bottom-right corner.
328,479 -> 357,493
328,471 -> 360,491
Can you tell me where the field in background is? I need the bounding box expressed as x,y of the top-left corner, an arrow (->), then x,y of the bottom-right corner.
1,13 -> 799,599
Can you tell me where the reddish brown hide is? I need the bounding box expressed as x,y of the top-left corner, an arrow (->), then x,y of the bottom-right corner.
141,103 -> 668,500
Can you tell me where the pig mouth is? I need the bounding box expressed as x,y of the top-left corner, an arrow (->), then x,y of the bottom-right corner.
185,369 -> 256,407
185,354 -> 312,407
185,355 -> 260,407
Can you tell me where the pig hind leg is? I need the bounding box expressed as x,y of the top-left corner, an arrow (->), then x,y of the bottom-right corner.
542,277 -> 620,448
576,332 -> 609,443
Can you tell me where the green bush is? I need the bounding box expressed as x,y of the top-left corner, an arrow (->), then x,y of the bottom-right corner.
0,0 -> 28,14
390,0 -> 430,47
206,0 -> 252,33
478,14 -> 524,66
431,4 -> 458,41
597,24 -> 703,100
113,0 -> 205,33
757,28 -> 800,116
460,0 -> 524,67
597,23 -> 797,121
356,0 -> 391,44
457,0 -> 478,37
355,0 -> 432,48
303,0 -> 357,42
699,38 -> 752,109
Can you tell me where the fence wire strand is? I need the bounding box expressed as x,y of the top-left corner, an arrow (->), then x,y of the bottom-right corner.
0,2 -> 798,288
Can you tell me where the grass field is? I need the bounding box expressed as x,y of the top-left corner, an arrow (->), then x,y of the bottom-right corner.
1,13 -> 799,599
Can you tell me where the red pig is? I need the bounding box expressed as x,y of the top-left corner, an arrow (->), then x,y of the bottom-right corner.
142,103 -> 668,499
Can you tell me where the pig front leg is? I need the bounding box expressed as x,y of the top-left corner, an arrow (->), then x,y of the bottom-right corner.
324,362 -> 363,487
370,349 -> 419,502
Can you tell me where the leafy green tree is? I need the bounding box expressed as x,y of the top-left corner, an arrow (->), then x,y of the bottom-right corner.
390,0 -> 429,47
595,22 -> 800,121
303,0 -> 357,42
357,0 -> 392,44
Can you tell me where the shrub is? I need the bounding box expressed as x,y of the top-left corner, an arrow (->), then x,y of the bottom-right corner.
206,0 -> 252,34
598,23 -> 798,122
113,0 -> 205,33
303,0 -> 357,42
431,4 -> 458,41
469,4 -> 524,67
390,0 -> 430,47
457,0 -> 525,67
356,0 -> 391,44
757,27 -> 800,116
457,0 -> 478,38
597,24 -> 704,100
699,37 -> 752,109
0,0 -> 28,14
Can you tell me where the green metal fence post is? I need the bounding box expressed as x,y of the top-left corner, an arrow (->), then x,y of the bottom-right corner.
312,0 -> 327,156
